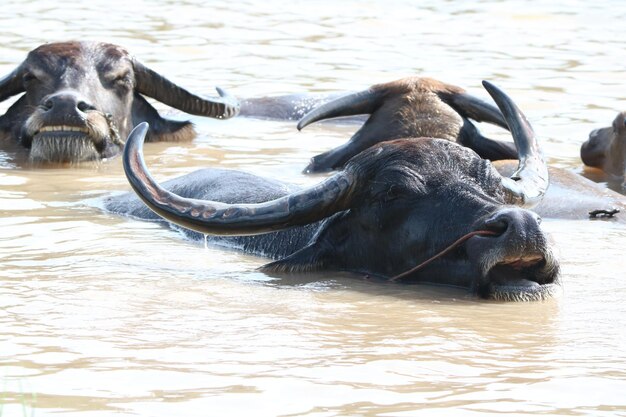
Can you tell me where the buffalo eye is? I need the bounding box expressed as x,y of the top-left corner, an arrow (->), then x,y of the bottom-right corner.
106,72 -> 132,90
381,184 -> 406,203
22,72 -> 38,87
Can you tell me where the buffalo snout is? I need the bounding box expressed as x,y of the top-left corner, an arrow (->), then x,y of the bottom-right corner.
472,207 -> 547,267
466,207 -> 559,301
481,208 -> 542,239
23,89 -> 117,163
41,90 -> 96,117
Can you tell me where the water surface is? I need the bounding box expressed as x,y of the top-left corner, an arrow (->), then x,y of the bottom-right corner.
1,1 -> 625,416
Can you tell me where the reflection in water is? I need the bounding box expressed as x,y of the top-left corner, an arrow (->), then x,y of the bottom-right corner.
1,1 -> 626,416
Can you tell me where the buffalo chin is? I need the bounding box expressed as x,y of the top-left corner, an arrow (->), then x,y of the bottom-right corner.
482,258 -> 561,302
29,132 -> 103,163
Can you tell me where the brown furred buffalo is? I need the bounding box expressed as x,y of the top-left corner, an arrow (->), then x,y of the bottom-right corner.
291,78 -> 626,219
105,82 -> 561,301
581,111 -> 626,190
296,77 -> 519,173
0,41 -> 239,164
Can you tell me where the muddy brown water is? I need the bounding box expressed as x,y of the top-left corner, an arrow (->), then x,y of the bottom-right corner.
1,1 -> 625,416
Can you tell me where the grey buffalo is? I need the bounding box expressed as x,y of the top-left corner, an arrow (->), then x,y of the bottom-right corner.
0,41 -> 239,164
105,82 -> 561,301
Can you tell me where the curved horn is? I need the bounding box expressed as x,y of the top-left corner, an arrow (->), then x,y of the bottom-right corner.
482,80 -> 549,208
123,123 -> 355,236
132,60 -> 239,119
0,65 -> 26,102
297,89 -> 384,131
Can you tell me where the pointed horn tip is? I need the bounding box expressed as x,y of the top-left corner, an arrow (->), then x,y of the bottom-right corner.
128,122 -> 150,147
481,80 -> 503,98
296,119 -> 307,131
215,86 -> 238,105
480,80 -> 526,122
215,86 -> 228,98
297,113 -> 317,131
214,86 -> 241,118
123,122 -> 150,187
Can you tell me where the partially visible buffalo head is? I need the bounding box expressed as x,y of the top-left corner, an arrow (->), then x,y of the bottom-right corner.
0,41 -> 239,163
297,77 -> 519,173
581,111 -> 626,189
120,81 -> 560,301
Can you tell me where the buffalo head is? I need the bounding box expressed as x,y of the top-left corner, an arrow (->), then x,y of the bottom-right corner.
581,111 -> 626,189
297,77 -> 518,173
0,41 -> 239,164
120,81 -> 559,301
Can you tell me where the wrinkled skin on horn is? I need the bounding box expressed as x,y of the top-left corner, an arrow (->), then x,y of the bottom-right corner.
0,41 -> 238,164
296,77 -> 519,173
580,111 -> 626,190
105,82 -> 561,301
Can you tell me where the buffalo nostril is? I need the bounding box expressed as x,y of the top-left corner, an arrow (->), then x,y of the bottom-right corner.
77,101 -> 95,112
482,209 -> 541,237
484,217 -> 509,236
42,99 -> 53,110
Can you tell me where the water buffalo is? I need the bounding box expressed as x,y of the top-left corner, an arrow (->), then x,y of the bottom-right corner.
580,111 -> 626,189
296,77 -> 519,173
105,81 -> 560,301
0,41 -> 239,164
292,78 -> 626,219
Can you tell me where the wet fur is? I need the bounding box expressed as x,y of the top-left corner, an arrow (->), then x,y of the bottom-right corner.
22,105 -> 115,162
490,281 -> 561,302
395,87 -> 463,141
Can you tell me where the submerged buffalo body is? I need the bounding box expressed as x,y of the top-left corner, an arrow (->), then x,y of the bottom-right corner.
0,41 -> 238,163
581,111 -> 626,189
495,160 -> 626,221
238,93 -> 348,122
296,77 -> 519,173
105,82 -> 561,301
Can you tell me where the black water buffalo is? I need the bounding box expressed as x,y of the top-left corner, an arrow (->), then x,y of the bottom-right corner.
296,77 -> 519,173
105,81 -> 561,301
581,111 -> 626,190
0,41 -> 239,164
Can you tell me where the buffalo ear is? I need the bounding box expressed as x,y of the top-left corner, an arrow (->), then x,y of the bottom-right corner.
458,119 -> 518,161
0,95 -> 29,140
0,66 -> 26,103
260,241 -> 333,274
132,93 -> 196,142
438,91 -> 509,130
